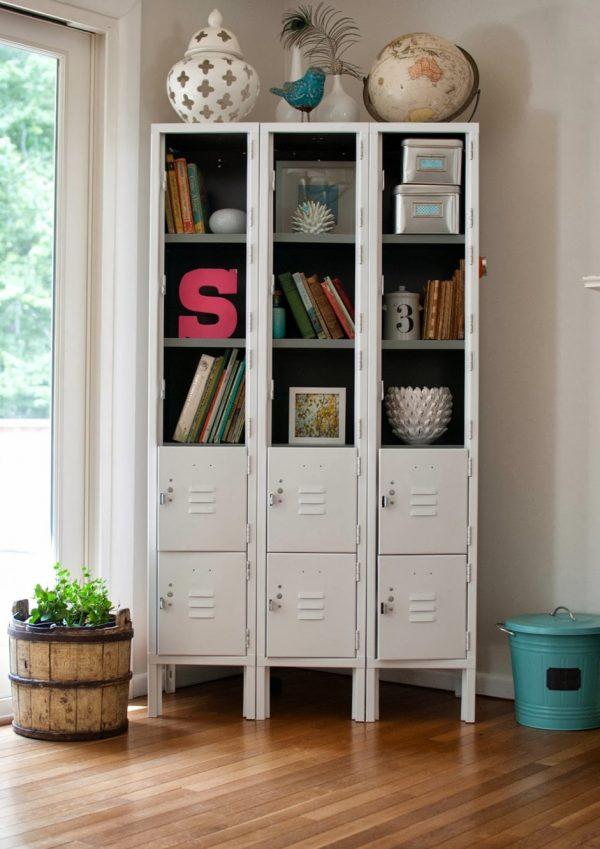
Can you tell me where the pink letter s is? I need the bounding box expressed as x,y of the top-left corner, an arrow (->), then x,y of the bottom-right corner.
178,268 -> 238,338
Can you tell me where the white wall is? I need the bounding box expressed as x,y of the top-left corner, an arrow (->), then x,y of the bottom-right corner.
133,0 -> 600,696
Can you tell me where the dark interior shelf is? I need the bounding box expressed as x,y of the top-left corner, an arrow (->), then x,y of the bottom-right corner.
165,233 -> 246,243
274,233 -> 355,244
273,338 -> 354,349
382,340 -> 464,350
164,338 -> 246,348
382,234 -> 465,244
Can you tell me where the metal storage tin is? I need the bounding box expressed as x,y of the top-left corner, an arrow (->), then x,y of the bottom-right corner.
393,184 -> 460,235
401,138 -> 463,185
497,607 -> 600,730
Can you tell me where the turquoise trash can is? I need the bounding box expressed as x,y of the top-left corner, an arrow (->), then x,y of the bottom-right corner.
497,606 -> 600,730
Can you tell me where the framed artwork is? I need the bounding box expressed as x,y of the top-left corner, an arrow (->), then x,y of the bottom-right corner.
275,161 -> 355,234
288,387 -> 346,445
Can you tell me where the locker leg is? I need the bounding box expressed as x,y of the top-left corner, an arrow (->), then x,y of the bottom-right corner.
147,662 -> 163,718
352,667 -> 366,722
243,665 -> 256,720
255,666 -> 270,719
365,668 -> 379,722
460,668 -> 476,723
165,664 -> 176,694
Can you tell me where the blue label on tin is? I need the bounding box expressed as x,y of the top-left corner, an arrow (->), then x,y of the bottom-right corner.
418,156 -> 445,171
414,202 -> 443,217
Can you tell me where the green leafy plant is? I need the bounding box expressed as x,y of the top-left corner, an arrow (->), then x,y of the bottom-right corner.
29,562 -> 114,627
280,4 -> 362,79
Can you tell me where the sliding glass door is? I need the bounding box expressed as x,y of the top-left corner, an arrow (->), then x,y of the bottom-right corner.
0,8 -> 92,711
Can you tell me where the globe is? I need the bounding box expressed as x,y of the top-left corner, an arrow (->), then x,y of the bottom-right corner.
365,32 -> 478,123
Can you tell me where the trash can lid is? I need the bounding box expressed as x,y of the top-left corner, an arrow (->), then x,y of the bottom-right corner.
505,607 -> 600,636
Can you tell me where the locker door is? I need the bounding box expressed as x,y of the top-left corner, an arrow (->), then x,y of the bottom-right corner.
267,447 -> 358,553
266,553 -> 356,658
378,555 -> 467,660
379,448 -> 468,555
158,446 -> 247,552
158,552 -> 246,655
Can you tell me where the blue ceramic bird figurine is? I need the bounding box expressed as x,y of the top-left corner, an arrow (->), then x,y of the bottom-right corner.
270,66 -> 326,121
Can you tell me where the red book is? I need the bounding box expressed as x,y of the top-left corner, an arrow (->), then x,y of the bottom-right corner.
331,277 -> 355,321
321,278 -> 354,339
175,157 -> 194,234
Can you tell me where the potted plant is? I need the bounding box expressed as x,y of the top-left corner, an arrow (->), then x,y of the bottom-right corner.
8,563 -> 133,741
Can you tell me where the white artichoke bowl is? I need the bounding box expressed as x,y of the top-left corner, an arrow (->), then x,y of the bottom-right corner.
385,386 -> 453,445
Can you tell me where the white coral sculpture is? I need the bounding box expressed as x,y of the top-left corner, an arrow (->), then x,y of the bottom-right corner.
385,386 -> 453,445
291,200 -> 335,234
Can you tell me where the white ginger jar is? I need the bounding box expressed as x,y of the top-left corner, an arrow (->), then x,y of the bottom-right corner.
166,8 -> 260,123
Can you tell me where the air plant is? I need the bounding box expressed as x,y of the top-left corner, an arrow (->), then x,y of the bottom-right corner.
280,4 -> 362,79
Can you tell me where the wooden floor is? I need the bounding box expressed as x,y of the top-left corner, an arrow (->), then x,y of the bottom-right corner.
2,671 -> 600,849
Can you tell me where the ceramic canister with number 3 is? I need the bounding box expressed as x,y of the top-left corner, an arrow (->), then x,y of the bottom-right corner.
382,286 -> 421,340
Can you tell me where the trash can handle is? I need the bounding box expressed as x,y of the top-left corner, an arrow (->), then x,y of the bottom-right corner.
496,622 -> 515,637
550,606 -> 575,620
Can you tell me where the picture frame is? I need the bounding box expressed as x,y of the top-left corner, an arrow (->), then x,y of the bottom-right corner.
275,161 -> 356,234
288,387 -> 346,445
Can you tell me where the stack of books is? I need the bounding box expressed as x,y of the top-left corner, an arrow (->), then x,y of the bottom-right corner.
278,271 -> 355,339
422,261 -> 465,340
173,349 -> 245,444
165,151 -> 209,235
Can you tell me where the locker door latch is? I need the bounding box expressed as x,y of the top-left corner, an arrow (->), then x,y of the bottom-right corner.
380,601 -> 394,615
159,597 -> 166,610
381,495 -> 389,508
268,598 -> 282,611
268,492 -> 276,507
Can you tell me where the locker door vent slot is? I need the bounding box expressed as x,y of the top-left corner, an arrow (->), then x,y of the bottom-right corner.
297,591 -> 325,621
188,485 -> 216,515
188,588 -> 215,619
409,487 -> 438,517
297,485 -> 326,516
408,592 -> 437,622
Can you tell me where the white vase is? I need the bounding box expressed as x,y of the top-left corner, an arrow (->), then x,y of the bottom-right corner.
313,74 -> 360,122
275,46 -> 304,122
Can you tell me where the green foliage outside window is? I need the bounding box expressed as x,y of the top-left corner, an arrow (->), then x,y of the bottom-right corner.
0,44 -> 56,418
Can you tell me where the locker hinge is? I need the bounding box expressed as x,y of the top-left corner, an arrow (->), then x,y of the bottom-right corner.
248,350 -> 253,369
249,138 -> 254,159
466,631 -> 471,652
469,313 -> 474,335
359,245 -> 364,265
160,380 -> 166,400
358,312 -> 364,334
270,379 -> 275,400
468,351 -> 474,372
380,380 -> 385,402
246,561 -> 251,581
380,170 -> 385,192
249,245 -> 254,264
467,526 -> 473,546
356,524 -> 361,544
360,207 -> 364,228
271,169 -> 276,191
466,563 -> 472,583
246,523 -> 251,543
248,312 -> 253,332
360,139 -> 364,160
356,455 -> 362,476
357,350 -> 363,370
247,417 -> 252,438
470,139 -> 474,161
355,561 -> 361,582
245,628 -> 251,649
246,453 -> 251,475
162,172 -> 167,193
357,419 -> 362,440
469,245 -> 474,266
271,274 -> 275,294
468,420 -> 474,441
160,275 -> 166,296
355,629 -> 360,650
469,208 -> 474,228
249,207 -> 254,228
380,274 -> 385,296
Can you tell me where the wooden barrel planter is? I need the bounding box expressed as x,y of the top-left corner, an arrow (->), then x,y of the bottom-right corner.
8,600 -> 133,741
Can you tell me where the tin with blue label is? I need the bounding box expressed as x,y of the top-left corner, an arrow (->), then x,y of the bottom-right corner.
393,184 -> 460,235
401,138 -> 463,186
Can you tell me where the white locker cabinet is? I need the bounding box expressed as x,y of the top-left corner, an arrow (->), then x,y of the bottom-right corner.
378,448 -> 468,555
267,447 -> 358,553
378,555 -> 467,660
266,553 -> 357,658
158,446 -> 247,552
158,552 -> 247,656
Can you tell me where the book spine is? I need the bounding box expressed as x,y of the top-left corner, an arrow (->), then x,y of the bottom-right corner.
429,280 -> 441,340
422,281 -> 430,340
216,361 -> 245,443
307,275 -> 343,339
209,354 -> 239,442
172,354 -> 214,443
188,357 -> 223,442
225,380 -> 245,442
331,277 -> 355,321
166,153 -> 184,233
187,163 -> 206,234
458,260 -> 465,339
322,278 -> 355,339
231,385 -> 247,443
200,359 -> 229,443
164,174 -> 175,235
293,273 -> 326,338
279,272 -> 315,339
175,158 -> 194,234
203,349 -> 237,442
303,276 -> 330,338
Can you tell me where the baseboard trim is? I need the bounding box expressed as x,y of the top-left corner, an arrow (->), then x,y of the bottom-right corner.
130,666 -> 239,699
378,668 -> 514,700
0,696 -> 13,722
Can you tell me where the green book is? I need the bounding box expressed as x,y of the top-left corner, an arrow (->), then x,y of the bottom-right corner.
187,356 -> 224,442
187,163 -> 207,234
216,360 -> 246,443
278,272 -> 315,339
207,349 -> 238,443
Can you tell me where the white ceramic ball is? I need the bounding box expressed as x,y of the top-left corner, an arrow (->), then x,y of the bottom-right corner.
209,208 -> 247,234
